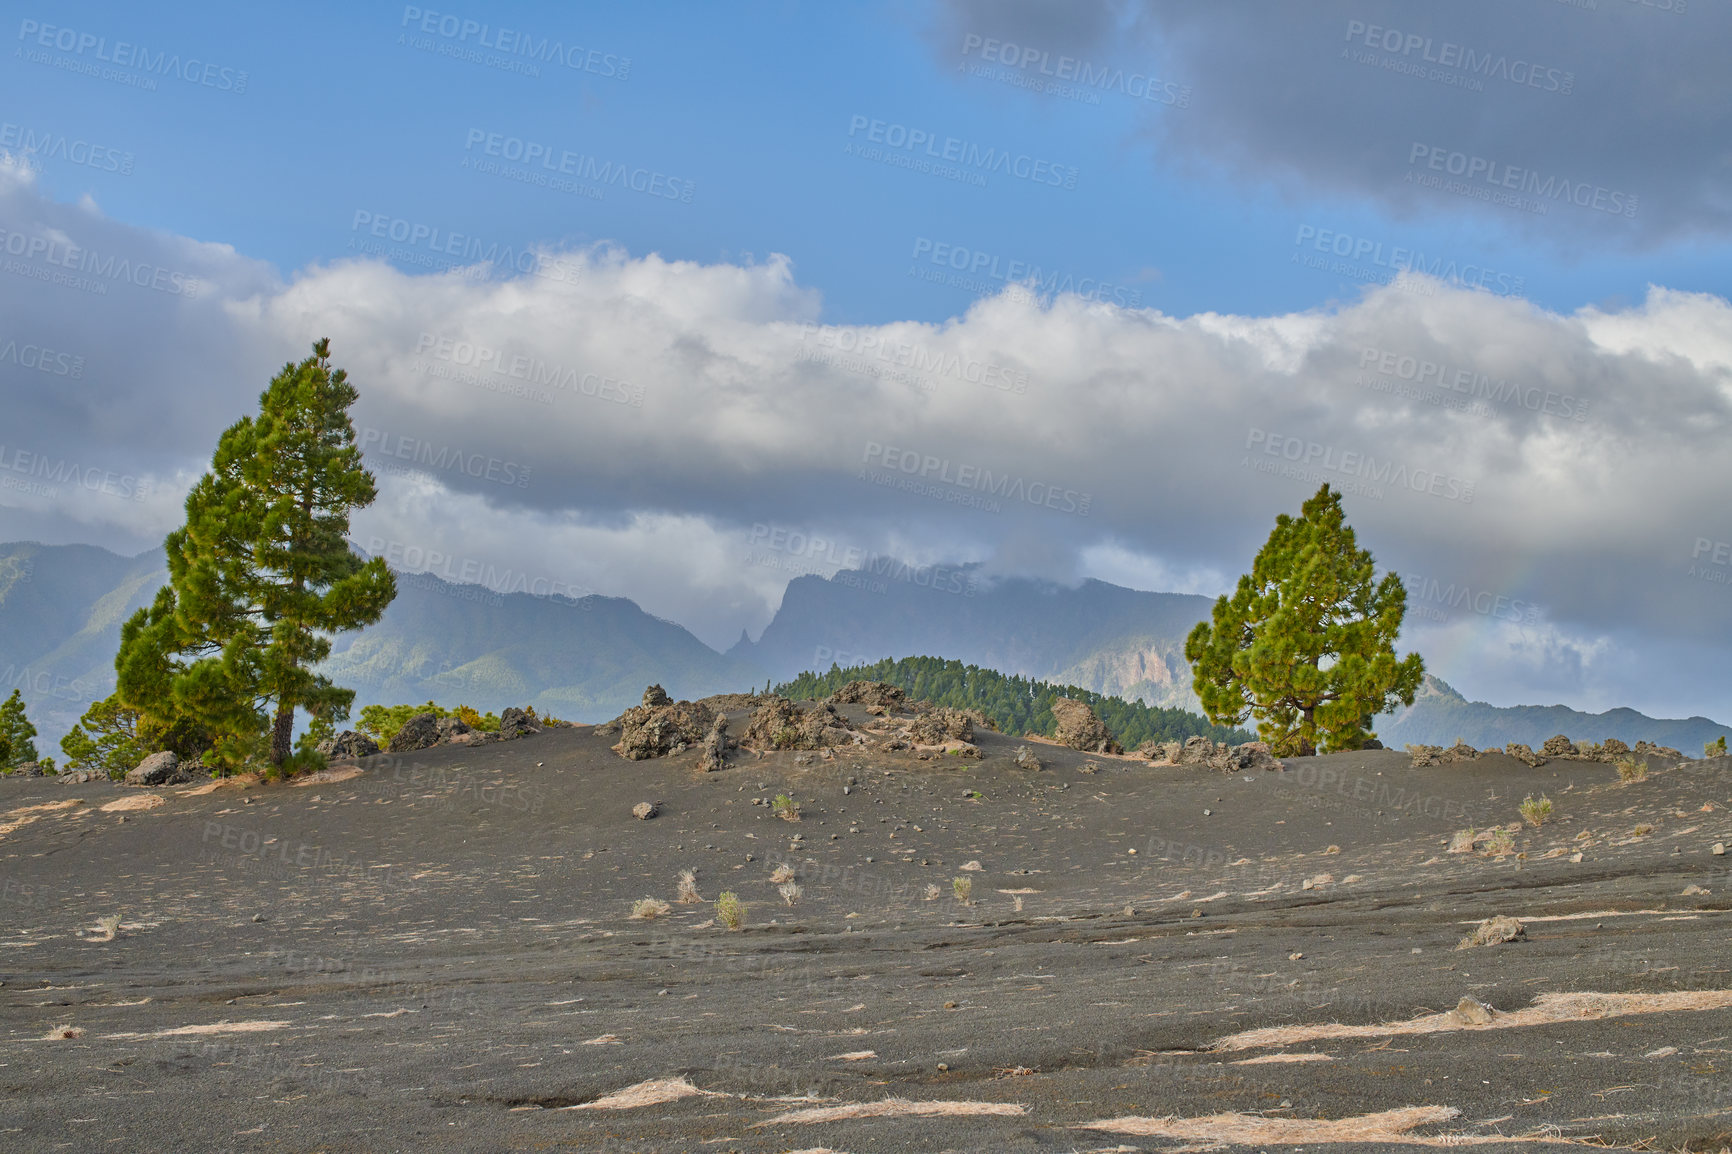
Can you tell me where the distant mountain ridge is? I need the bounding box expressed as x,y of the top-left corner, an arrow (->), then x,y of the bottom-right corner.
3,542 -> 1726,758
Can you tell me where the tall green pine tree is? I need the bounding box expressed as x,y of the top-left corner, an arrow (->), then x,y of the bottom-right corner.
0,688 -> 39,768
116,339 -> 396,767
1185,484 -> 1424,756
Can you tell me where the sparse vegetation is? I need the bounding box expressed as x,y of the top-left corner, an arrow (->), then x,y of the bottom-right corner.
1707,736 -> 1727,758
716,891 -> 745,930
778,882 -> 801,907
772,793 -> 801,822
924,883 -> 941,901
952,876 -> 972,904
676,869 -> 703,903
1485,829 -> 1516,856
1520,795 -> 1553,827
91,914 -> 121,942
357,701 -> 502,742
1631,823 -> 1654,837
769,863 -> 796,884
1616,758 -> 1648,783
0,688 -> 40,771
631,898 -> 670,920
776,655 -> 1251,748
1448,828 -> 1477,853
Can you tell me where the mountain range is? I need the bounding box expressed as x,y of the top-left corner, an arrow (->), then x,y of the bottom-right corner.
2,542 -> 1725,757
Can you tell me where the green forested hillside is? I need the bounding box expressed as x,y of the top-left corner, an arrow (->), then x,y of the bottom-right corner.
776,656 -> 1252,748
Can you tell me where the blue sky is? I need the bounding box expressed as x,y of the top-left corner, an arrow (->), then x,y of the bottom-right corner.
10,1 -> 1726,324
5,0 -> 1732,722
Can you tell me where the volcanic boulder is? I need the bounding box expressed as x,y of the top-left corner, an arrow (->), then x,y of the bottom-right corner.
1051,698 -> 1121,754
614,700 -> 715,760
829,680 -> 907,712
908,706 -> 979,746
741,698 -> 858,751
642,684 -> 672,708
125,751 -> 190,787
498,706 -> 543,740
318,731 -> 381,761
388,712 -> 444,753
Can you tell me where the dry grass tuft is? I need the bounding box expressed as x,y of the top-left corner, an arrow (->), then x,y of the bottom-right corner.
1616,758 -> 1648,783
952,876 -> 972,904
779,882 -> 802,907
99,794 -> 164,813
40,1024 -> 84,1040
753,1098 -> 1027,1127
716,890 -> 745,930
560,1076 -> 719,1111
1447,828 -> 1477,853
1458,915 -> 1525,950
769,863 -> 796,884
1211,988 -> 1732,1052
1519,795 -> 1552,826
923,883 -> 941,901
1484,829 -> 1516,856
676,869 -> 703,903
89,914 -> 122,942
772,793 -> 801,821
631,897 -> 671,920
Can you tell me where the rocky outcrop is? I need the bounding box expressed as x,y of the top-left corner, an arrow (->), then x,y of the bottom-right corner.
829,680 -> 907,712
498,706 -> 543,740
1051,698 -> 1121,754
1418,736 -> 1684,769
642,685 -> 672,708
388,712 -> 444,753
614,700 -> 714,760
697,714 -> 733,772
908,706 -> 979,746
740,697 -> 858,751
318,731 -> 381,761
1143,736 -> 1282,772
125,750 -> 191,786
1407,741 -> 1481,767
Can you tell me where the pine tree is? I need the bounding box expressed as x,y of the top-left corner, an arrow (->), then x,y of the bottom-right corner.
1184,484 -> 1424,756
0,688 -> 39,768
115,339 -> 396,768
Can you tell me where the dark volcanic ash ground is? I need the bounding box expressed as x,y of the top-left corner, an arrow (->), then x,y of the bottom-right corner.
3,702 -> 1730,1152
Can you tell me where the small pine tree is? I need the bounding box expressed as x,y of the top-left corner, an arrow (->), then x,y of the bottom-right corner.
1185,484 -> 1424,756
0,689 -> 39,769
115,340 -> 396,768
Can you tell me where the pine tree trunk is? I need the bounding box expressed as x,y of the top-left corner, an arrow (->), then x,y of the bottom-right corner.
272,701 -> 294,765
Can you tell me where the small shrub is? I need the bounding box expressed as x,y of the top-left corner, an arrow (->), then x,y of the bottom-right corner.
1616,759 -> 1648,783
952,876 -> 972,904
91,914 -> 121,942
772,793 -> 801,822
924,883 -> 941,901
630,898 -> 670,920
676,869 -> 702,903
1447,828 -> 1477,853
1485,829 -> 1516,856
1706,736 -> 1727,758
769,863 -> 796,884
778,882 -> 801,907
1519,795 -> 1553,827
716,891 -> 745,930
1631,823 -> 1654,837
